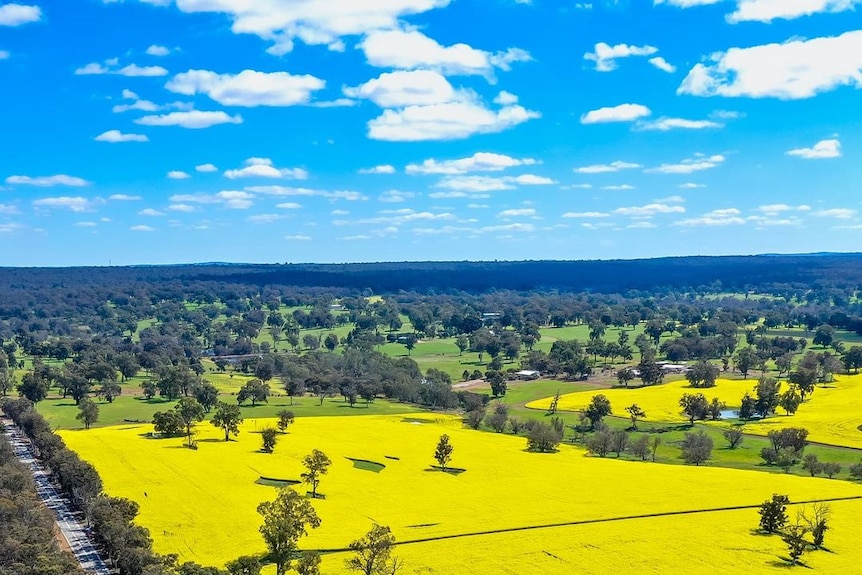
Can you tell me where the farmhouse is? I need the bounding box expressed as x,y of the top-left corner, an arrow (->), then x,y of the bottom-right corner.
515,369 -> 541,380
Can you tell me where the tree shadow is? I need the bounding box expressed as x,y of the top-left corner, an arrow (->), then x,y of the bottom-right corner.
425,466 -> 466,475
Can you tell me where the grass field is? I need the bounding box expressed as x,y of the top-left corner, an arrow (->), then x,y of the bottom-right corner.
60,414 -> 862,573
527,375 -> 862,449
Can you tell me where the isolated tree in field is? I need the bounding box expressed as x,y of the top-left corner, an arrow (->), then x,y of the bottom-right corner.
813,324 -> 835,348
211,402 -> 243,441
17,372 -> 49,403
610,429 -> 629,457
296,551 -> 322,575
347,523 -> 400,575
722,428 -> 744,449
758,494 -> 790,533
175,397 -> 205,448
455,334 -> 469,356
686,360 -> 719,388
801,502 -> 830,549
76,399 -> 99,429
616,367 -> 635,388
681,430 -> 713,465
822,462 -> 841,478
257,488 -> 322,575
584,394 -> 612,429
434,434 -> 454,469
277,410 -> 295,433
782,523 -> 809,565
193,382 -> 219,413
226,556 -> 262,575
464,407 -> 485,430
486,370 -> 507,398
140,380 -> 157,400
153,410 -> 184,437
548,389 -> 562,415
402,334 -> 417,356
849,461 -> 862,480
734,347 -> 756,379
526,421 -> 563,453
768,427 -> 809,456
324,333 -> 339,352
97,381 -> 122,403
302,449 -> 332,498
650,436 -> 662,462
625,404 -> 646,430
237,379 -> 270,406
802,454 -> 823,477
586,429 -> 613,457
628,435 -> 651,460
679,393 -> 709,425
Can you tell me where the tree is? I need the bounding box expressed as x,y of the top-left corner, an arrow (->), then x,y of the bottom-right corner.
849,460 -> 862,480
402,334 -> 416,356
194,382 -> 220,413
97,381 -> 122,403
226,556 -> 262,575
754,377 -> 782,418
637,356 -> 664,386
585,429 -> 613,457
685,361 -> 719,388
822,462 -> 842,478
76,399 -> 99,429
237,380 -> 270,406
464,407 -> 485,430
584,394 -> 612,429
723,428 -> 744,449
434,434 -> 454,469
651,436 -> 662,462
141,380 -> 157,400
679,393 -> 709,425
610,429 -> 629,457
526,421 -> 563,453
776,447 -> 797,473
261,427 -> 278,453
768,427 -> 809,455
802,453 -> 823,477
17,372 -> 49,403
801,502 -> 830,549
455,334 -> 469,356
346,524 -> 400,575
616,367 -> 635,388
153,410 -> 184,437
211,402 -> 243,441
485,403 -> 509,433
628,435 -> 651,460
277,410 -> 295,433
625,404 -> 646,430
779,387 -> 802,416
782,523 -> 809,565
301,449 -> 332,498
680,430 -> 713,465
734,347 -> 756,379
324,333 -> 339,352
738,393 -> 756,421
758,494 -> 790,533
813,324 -> 835,348
175,397 -> 205,448
256,488 -> 322,575
548,389 -> 561,415
843,346 -> 862,373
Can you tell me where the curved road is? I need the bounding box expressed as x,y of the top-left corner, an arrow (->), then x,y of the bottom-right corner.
2,418 -> 110,575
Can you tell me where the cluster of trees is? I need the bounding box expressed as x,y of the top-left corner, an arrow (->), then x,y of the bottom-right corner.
758,495 -> 831,566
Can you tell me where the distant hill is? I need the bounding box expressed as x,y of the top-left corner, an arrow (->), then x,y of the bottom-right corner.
3,253 -> 862,294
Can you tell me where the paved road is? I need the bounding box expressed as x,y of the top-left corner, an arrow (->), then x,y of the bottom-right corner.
2,418 -> 111,575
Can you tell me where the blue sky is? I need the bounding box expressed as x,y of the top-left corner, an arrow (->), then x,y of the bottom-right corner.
1,0 -> 861,266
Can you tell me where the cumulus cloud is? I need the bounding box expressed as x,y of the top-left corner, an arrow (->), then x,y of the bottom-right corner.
95,130 -> 149,143
574,161 -> 641,174
6,174 -> 90,187
135,110 -> 242,129
224,158 -> 308,180
636,117 -> 723,131
0,3 -> 42,26
648,56 -> 676,73
646,154 -> 726,174
138,208 -> 165,216
195,163 -> 218,172
285,234 -> 311,241
130,225 -> 156,232
359,165 -> 396,174
584,42 -> 658,72
614,203 -> 686,217
108,194 -> 142,201
814,208 -> 856,219
602,184 -> 635,190
407,152 -> 537,175
562,211 -> 610,218
378,190 -> 416,203
434,174 -> 554,192
167,171 -> 191,179
247,185 -> 367,202
654,0 -> 725,7
145,44 -> 171,56
345,70 -> 456,107
75,59 -> 168,77
359,28 -> 530,76
32,196 -> 98,212
675,208 -> 746,226
171,191 -> 255,210
581,103 -> 651,124
727,0 -> 862,23
498,208 -> 537,218
166,69 -> 325,107
786,138 -> 842,159
678,31 -> 862,100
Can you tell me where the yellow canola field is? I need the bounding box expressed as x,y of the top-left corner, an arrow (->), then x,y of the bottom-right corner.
528,375 -> 862,448
61,414 -> 862,574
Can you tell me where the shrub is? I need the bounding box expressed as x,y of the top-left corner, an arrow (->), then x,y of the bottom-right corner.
722,428 -> 744,449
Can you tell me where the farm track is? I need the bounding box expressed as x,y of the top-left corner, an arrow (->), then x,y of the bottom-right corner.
2,417 -> 111,575
312,495 -> 862,553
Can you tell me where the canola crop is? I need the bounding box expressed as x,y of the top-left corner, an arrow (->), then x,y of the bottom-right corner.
60,414 -> 862,574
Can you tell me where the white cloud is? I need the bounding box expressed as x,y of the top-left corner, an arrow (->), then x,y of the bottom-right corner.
359,164 -> 396,174
0,3 -> 41,26
130,225 -> 156,232
276,202 -> 302,209
284,234 -> 311,241
146,44 -> 171,56
75,59 -> 168,76
345,70 -> 456,107
786,138 -> 841,159
655,195 -> 686,203
75,221 -> 98,227
138,208 -> 165,216
562,211 -> 609,218
727,0 -> 862,23
195,163 -> 218,172
170,191 -> 255,210
6,174 -> 90,187
574,161 -> 641,174
32,196 -> 97,212
678,183 -> 706,189
247,185 -> 367,201
169,0 -> 452,56
217,190 -> 255,209
435,173 -> 554,192
678,31 -> 862,100
629,221 -> 658,229
675,209 -> 746,226
614,203 -> 686,217
95,129 -> 149,143
168,170 -> 191,179
584,42 -> 658,72
814,208 -> 856,219
108,194 -> 141,201
498,208 -> 536,217
224,157 -> 308,180
581,103 -> 651,124
167,69 -> 325,107
408,152 -> 537,175
648,56 -> 676,73
168,204 -> 196,212
379,190 -> 416,203
756,204 -> 810,215
636,117 -> 723,131
646,154 -> 726,174
368,98 -> 538,141
248,214 -> 284,224
654,0 -> 723,6
494,91 -> 519,105
359,28 -> 529,76
602,184 -> 635,190
135,110 -> 242,129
